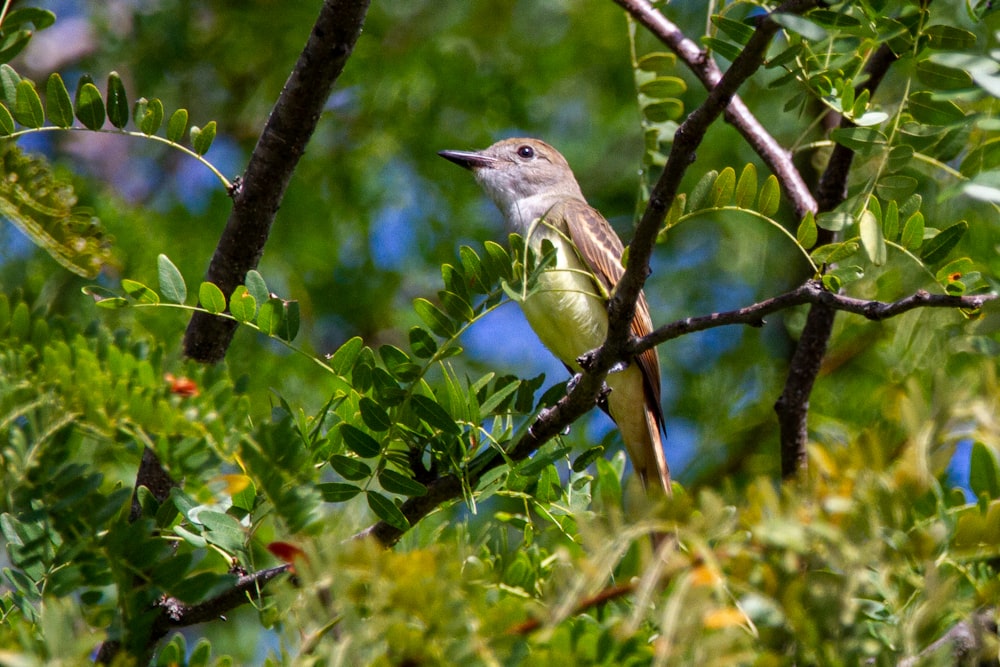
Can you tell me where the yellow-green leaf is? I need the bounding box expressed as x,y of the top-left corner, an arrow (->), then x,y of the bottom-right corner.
796,211 -> 817,248
198,282 -> 227,314
734,163 -> 757,208
859,209 -> 886,266
753,175 -> 778,217
13,79 -> 43,128
167,108 -> 188,143
45,73 -> 73,128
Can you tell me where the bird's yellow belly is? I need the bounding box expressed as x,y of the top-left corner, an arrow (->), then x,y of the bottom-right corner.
519,239 -> 608,369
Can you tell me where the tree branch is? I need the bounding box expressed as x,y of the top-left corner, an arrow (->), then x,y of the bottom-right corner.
608,0 -> 817,378
615,0 -> 817,219
182,0 -> 371,362
629,281 -> 994,356
775,42 -> 900,477
151,565 -> 291,631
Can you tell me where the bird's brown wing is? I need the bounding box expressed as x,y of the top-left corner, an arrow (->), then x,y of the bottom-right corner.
556,199 -> 665,434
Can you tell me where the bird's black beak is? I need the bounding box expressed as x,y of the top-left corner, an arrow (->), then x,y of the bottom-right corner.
438,149 -> 496,171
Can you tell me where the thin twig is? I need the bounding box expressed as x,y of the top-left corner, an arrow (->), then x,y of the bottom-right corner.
614,0 -> 817,219
630,281 -> 993,356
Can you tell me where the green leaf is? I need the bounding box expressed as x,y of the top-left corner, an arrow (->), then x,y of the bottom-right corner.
969,442 -> 1000,499
75,81 -> 105,130
0,64 -> 21,106
572,445 -> 606,472
0,103 -> 13,135
330,336 -> 364,375
796,211 -> 818,248
639,76 -> 686,98
916,60 -> 974,90
711,15 -> 755,44
413,297 -> 455,337
900,212 -> 925,251
366,491 -> 409,531
771,12 -> 827,40
734,163 -> 757,208
758,175 -> 780,216
688,169 -> 718,210
2,8 -> 56,31
379,469 -> 428,497
919,220 -> 967,264
899,194 -> 922,223
960,138 -> 1000,177
106,72 -> 129,129
121,279 -> 160,304
482,240 -> 512,283
808,9 -> 862,29
13,79 -> 43,128
167,108 -> 188,143
830,127 -> 888,155
409,326 -> 438,359
198,282 -> 227,314
229,285 -> 257,322
359,397 -> 392,432
318,482 -> 362,502
712,167 -> 736,207
636,52 -> 676,73
135,97 -> 164,136
191,120 -> 216,155
45,74 -> 73,128
438,290 -> 474,322
643,99 -> 684,123
340,424 -> 381,458
83,285 -> 127,308
907,91 -> 965,126
935,257 -> 974,284
766,43 -> 802,69
859,210 -> 886,266
816,212 -> 852,232
0,31 -> 32,64
887,144 -> 915,172
876,175 -> 918,202
244,269 -> 269,305
410,394 -> 460,435
157,254 -> 187,304
925,24 -> 977,51
811,240 -> 860,265
329,455 -> 372,481
279,299 -> 300,341
701,37 -> 743,63
257,297 -> 284,336
883,200 -> 899,241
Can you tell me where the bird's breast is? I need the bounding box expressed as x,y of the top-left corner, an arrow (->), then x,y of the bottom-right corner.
518,234 -> 608,369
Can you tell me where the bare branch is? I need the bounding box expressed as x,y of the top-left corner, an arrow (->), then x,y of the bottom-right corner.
896,608 -> 997,667
183,0 -> 372,362
151,565 -> 291,631
630,282 -> 994,356
615,0 -> 817,219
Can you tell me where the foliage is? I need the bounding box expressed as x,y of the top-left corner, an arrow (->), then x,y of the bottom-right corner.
1,0 -> 1000,665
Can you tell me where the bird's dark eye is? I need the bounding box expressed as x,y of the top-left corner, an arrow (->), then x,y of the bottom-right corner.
516,145 -> 535,159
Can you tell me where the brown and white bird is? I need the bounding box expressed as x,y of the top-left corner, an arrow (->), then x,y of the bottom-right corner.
439,138 -> 670,494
